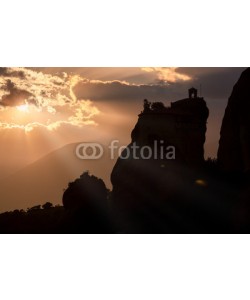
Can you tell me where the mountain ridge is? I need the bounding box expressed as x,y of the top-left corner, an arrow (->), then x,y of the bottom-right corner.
0,142 -> 112,212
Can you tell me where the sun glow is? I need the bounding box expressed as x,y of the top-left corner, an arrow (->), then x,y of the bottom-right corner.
16,104 -> 30,113
0,68 -> 100,132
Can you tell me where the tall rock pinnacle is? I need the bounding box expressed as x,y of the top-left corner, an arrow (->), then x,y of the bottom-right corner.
218,68 -> 250,173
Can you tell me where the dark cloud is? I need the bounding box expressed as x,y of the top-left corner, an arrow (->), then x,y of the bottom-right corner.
187,67 -> 246,99
0,67 -> 26,79
74,68 -> 245,105
0,68 -> 8,76
74,80 -> 179,104
0,79 -> 33,107
29,67 -> 246,105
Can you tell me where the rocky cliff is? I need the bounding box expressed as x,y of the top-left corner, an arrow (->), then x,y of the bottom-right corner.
218,68 -> 250,173
111,90 -> 211,232
131,96 -> 209,166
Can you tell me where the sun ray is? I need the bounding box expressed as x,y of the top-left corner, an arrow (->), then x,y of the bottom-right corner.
0,68 -> 100,132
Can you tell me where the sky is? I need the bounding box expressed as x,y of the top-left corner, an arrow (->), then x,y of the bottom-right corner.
0,67 -> 245,181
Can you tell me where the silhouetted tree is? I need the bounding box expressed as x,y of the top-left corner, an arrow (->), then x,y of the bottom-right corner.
27,205 -> 41,212
42,202 -> 53,210
0,205 -> 65,233
62,171 -> 113,233
63,171 -> 108,211
151,102 -> 165,112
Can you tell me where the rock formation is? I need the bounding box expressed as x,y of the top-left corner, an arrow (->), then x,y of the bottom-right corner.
218,68 -> 250,173
111,88 -> 210,232
132,90 -> 209,166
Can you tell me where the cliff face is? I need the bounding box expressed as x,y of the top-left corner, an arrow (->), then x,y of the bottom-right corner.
131,97 -> 209,166
111,92 -> 210,232
218,68 -> 250,173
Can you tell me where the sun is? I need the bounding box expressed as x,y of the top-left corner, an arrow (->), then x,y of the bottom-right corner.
16,104 -> 30,113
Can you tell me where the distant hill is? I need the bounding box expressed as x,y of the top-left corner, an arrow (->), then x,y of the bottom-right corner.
0,142 -> 113,212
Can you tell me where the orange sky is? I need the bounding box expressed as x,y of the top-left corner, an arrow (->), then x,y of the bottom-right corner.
0,67 -> 245,211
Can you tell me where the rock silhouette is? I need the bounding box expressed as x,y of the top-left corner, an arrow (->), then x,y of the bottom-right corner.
218,68 -> 250,173
217,68 -> 250,231
110,72 -> 250,233
133,89 -> 209,166
62,171 -> 113,233
111,89 -> 215,233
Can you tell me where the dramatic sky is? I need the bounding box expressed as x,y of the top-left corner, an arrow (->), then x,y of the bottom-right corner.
0,67 -> 245,181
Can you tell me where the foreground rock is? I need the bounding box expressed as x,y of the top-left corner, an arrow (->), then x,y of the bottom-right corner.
218,68 -> 250,173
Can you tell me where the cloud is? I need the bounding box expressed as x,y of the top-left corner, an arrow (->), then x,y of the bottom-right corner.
0,68 -> 100,132
74,78 -> 189,105
0,79 -> 33,107
71,68 -> 193,109
141,67 -> 191,83
0,67 -> 25,79
73,68 -> 246,106
0,67 -> 245,135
